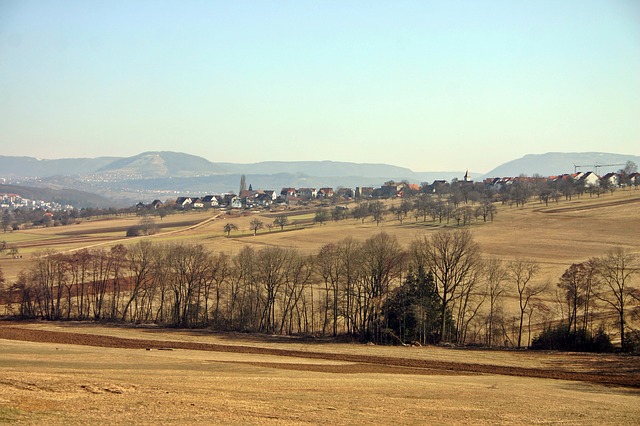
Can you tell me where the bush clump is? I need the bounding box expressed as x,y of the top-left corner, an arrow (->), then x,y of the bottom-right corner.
531,324 -> 613,353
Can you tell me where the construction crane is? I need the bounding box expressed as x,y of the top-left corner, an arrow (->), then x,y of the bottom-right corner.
573,163 -> 625,175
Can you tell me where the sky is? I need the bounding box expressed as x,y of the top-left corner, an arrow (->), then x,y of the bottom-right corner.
1,1 -> 639,173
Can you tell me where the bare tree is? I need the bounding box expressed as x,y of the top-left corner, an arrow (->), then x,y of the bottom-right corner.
316,243 -> 342,336
223,223 -> 238,236
314,209 -> 329,225
273,215 -> 289,230
255,247 -> 289,333
352,202 -> 369,223
485,257 -> 508,347
508,258 -> 545,348
594,247 -> 638,351
121,241 -> 155,321
359,232 -> 405,341
249,218 -> 263,236
369,201 -> 386,226
410,229 -> 482,342
557,259 -> 598,334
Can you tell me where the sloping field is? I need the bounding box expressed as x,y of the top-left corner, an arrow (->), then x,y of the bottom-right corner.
1,321 -> 639,424
2,190 -> 639,284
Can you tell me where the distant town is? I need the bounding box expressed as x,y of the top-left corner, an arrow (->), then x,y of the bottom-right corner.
141,169 -> 640,212
1,193 -> 74,212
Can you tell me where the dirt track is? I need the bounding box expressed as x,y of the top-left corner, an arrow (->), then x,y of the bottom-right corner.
1,322 -> 638,389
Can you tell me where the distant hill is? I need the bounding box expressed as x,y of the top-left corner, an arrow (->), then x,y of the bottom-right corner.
483,152 -> 640,178
5,150 -> 637,206
0,155 -> 118,178
0,151 -> 469,182
217,160 -> 417,178
0,184 -> 113,208
97,151 -> 228,178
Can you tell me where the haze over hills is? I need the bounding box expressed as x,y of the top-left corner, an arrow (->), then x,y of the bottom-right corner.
1,151 -> 637,205
0,151 -> 461,181
0,184 -> 112,209
483,152 -> 640,179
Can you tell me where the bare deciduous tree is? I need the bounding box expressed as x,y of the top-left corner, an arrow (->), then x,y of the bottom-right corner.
594,247 -> 638,351
249,218 -> 263,236
223,223 -> 238,236
508,258 -> 545,348
410,229 -> 482,342
485,257 -> 508,347
273,215 -> 289,230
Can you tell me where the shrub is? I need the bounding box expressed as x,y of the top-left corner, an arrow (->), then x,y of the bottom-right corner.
126,225 -> 144,237
531,323 -> 613,352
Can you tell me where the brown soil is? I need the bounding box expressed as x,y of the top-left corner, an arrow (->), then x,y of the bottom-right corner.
1,322 -> 638,389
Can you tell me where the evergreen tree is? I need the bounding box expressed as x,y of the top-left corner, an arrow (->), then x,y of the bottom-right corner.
382,267 -> 448,345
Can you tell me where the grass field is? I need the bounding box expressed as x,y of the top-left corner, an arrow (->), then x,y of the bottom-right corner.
5,189 -> 638,285
0,321 -> 638,424
1,190 -> 639,423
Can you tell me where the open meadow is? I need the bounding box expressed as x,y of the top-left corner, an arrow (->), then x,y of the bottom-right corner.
1,189 -> 640,424
0,321 -> 639,424
2,189 -> 639,284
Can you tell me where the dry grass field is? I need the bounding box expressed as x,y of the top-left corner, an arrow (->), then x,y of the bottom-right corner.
1,189 -> 640,424
1,321 -> 639,425
2,189 -> 639,284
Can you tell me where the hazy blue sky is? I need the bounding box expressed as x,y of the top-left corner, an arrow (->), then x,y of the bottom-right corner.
1,1 -> 639,173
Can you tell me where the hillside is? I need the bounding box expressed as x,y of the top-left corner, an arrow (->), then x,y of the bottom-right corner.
0,152 -> 469,182
96,151 -> 229,178
2,151 -> 638,203
0,155 -> 118,178
483,152 -> 640,178
0,184 -> 113,208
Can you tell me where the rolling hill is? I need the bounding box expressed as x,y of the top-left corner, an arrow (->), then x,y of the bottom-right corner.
483,152 -> 639,178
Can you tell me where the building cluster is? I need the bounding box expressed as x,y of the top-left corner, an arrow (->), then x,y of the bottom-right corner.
136,169 -> 640,211
483,171 -> 640,191
1,193 -> 73,211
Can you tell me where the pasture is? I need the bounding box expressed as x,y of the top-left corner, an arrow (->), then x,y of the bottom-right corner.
2,189 -> 639,286
1,189 -> 639,424
0,321 -> 639,424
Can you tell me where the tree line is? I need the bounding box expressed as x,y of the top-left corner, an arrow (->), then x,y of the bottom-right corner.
1,230 -> 637,350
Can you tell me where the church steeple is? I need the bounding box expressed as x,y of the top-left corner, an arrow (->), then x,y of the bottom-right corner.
464,170 -> 471,182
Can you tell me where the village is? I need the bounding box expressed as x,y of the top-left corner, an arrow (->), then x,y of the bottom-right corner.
0,192 -> 74,212
142,169 -> 640,212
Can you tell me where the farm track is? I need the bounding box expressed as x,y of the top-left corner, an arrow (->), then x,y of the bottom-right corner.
1,323 -> 638,389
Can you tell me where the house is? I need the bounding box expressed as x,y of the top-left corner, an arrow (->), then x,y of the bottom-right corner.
577,172 -> 600,188
201,195 -> 219,207
222,193 -> 237,207
239,189 -> 257,199
318,188 -> 334,198
175,197 -> 193,208
191,197 -> 204,209
600,172 -> 620,188
296,188 -> 317,199
374,183 -> 402,198
430,180 -> 450,193
355,187 -> 374,198
629,172 -> 640,186
280,188 -> 296,201
151,200 -> 164,209
336,187 -> 354,199
230,196 -> 243,209
255,192 -> 274,206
